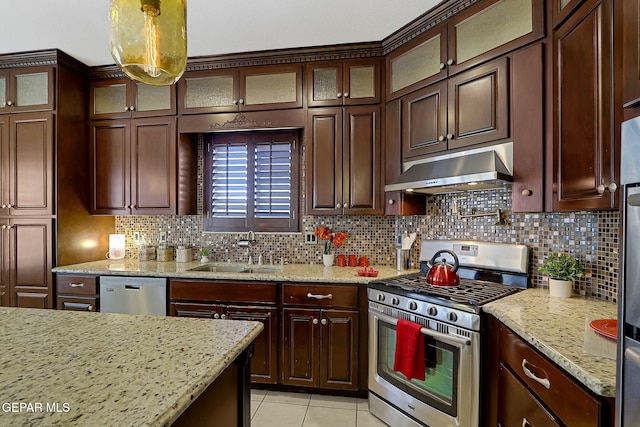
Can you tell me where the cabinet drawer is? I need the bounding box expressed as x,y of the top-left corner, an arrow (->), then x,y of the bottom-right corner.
56,275 -> 98,295
498,363 -> 561,426
500,324 -> 602,427
170,280 -> 276,304
57,296 -> 98,312
282,284 -> 358,308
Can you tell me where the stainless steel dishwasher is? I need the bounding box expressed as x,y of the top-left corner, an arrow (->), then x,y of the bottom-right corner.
100,276 -> 167,316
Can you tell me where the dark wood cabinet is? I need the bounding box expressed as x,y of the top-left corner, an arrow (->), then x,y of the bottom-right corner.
0,66 -> 55,114
552,0 -> 617,211
169,279 -> 278,384
306,105 -> 382,215
306,59 -> 380,107
280,283 -> 359,391
552,0 -> 586,28
178,65 -> 302,114
400,57 -> 509,162
56,274 -> 99,312
0,218 -> 53,308
486,315 -> 614,427
90,116 -> 177,215
622,0 -> 640,109
90,78 -> 176,120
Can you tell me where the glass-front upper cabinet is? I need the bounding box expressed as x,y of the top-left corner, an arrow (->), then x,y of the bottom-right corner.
0,66 -> 55,114
178,65 -> 302,114
306,59 -> 380,107
551,0 -> 585,27
90,78 -> 176,119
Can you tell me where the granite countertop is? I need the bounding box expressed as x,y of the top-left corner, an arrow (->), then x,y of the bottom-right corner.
484,288 -> 617,397
52,259 -> 417,284
0,307 -> 263,426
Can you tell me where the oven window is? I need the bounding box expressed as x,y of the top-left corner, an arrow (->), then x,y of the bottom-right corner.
377,320 -> 459,417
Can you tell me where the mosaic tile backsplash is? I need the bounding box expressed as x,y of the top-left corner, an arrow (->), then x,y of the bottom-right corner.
116,186 -> 620,303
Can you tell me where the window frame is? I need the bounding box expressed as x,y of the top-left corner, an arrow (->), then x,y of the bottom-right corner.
203,129 -> 301,232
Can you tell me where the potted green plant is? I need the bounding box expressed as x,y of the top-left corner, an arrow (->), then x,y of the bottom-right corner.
538,253 -> 585,298
200,247 -> 210,263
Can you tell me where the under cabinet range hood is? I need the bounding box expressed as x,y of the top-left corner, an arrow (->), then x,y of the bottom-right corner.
385,143 -> 513,194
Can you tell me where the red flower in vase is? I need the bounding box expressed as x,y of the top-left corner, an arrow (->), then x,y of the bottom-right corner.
314,226 -> 347,255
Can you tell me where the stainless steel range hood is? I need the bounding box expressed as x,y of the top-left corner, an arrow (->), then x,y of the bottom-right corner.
385,143 -> 513,194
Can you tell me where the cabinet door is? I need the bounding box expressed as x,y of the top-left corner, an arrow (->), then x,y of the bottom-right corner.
343,59 -> 380,105
386,23 -> 448,100
90,120 -> 131,215
498,364 -> 562,427
130,117 -> 176,215
319,309 -> 359,390
306,61 -> 343,107
447,57 -> 509,150
622,0 -> 640,108
9,218 -> 53,309
343,106 -> 382,214
241,65 -> 302,111
0,218 -> 8,306
553,0 -> 615,210
282,307 -> 320,387
0,67 -> 55,114
90,79 -> 132,119
131,82 -> 176,118
170,302 -> 225,318
228,305 -> 278,384
178,69 -> 240,114
401,81 -> 448,161
8,113 -> 54,215
306,108 -> 343,215
0,116 -> 7,214
552,0 -> 586,27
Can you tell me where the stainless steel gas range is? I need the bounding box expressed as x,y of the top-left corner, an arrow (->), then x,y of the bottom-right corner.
368,240 -> 529,427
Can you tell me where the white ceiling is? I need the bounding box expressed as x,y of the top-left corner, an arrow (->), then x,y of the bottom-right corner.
1,1 -> 442,67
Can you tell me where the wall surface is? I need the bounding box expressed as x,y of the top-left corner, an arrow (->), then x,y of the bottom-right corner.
116,185 -> 619,302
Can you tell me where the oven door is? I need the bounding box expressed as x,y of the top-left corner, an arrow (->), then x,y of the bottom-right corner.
368,308 -> 480,427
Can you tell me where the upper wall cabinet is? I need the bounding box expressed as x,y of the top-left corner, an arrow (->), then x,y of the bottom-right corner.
551,0 -> 586,28
552,0 -> 616,210
0,66 -> 55,114
622,0 -> 640,109
386,0 -> 544,100
178,64 -> 302,114
90,78 -> 176,120
305,59 -> 381,107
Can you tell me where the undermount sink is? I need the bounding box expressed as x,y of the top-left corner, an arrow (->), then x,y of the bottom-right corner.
188,264 -> 280,274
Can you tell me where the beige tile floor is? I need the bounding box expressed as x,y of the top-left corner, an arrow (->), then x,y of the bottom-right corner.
250,390 -> 389,427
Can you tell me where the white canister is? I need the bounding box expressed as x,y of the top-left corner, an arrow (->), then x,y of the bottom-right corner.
176,246 -> 191,263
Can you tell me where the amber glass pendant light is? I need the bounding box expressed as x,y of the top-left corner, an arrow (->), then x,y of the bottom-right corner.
110,0 -> 187,86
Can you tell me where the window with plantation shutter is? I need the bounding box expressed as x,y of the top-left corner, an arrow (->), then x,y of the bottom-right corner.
204,130 -> 300,232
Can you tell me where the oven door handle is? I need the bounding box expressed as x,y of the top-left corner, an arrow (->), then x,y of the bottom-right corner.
373,311 -> 472,346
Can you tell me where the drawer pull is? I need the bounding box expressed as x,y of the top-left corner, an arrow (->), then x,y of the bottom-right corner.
307,292 -> 333,300
522,418 -> 531,427
69,283 -> 85,288
522,359 -> 550,389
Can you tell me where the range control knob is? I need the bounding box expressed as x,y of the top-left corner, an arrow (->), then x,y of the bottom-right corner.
408,301 -> 418,311
377,293 -> 385,302
448,312 -> 458,322
428,306 -> 438,317
391,297 -> 400,306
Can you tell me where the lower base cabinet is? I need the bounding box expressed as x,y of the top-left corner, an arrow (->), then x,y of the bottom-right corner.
486,315 -> 614,427
55,274 -> 99,312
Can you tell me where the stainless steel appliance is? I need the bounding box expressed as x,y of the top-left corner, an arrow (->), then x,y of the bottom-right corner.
368,240 -> 528,427
616,117 -> 640,427
100,276 -> 167,316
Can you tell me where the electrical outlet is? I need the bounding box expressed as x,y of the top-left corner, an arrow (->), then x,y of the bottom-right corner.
159,231 -> 167,243
304,232 -> 318,244
133,232 -> 141,244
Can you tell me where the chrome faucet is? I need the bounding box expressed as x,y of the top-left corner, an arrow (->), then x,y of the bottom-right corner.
238,230 -> 257,248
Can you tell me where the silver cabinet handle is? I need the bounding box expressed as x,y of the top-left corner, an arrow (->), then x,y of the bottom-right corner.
343,92 -> 349,98
221,314 -> 227,320
388,199 -> 395,205
313,318 -> 319,325
129,105 -> 135,111
213,313 -> 220,319
439,63 -> 446,69
438,135 -> 445,142
6,100 -> 13,106
69,283 -> 85,288
522,418 -> 531,427
307,292 -> 333,300
124,106 -> 130,111
88,305 -> 94,312
521,189 -> 533,196
233,100 -> 238,105
447,58 -> 455,65
238,98 -> 244,105
321,319 -> 327,325
597,182 -> 618,194
336,92 -> 342,98
521,359 -> 550,389
446,133 -> 454,140
336,203 -> 342,209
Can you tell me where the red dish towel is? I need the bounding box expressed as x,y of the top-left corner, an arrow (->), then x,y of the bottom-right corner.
393,318 -> 426,381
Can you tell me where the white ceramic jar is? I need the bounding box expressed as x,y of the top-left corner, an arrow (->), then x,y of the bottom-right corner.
176,246 -> 191,263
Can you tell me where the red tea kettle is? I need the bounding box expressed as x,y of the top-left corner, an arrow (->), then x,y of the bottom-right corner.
426,250 -> 460,286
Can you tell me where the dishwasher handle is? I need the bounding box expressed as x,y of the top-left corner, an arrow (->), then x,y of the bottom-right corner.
125,285 -> 140,290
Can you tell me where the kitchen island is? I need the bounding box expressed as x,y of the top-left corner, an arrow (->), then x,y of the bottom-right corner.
0,307 -> 263,426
